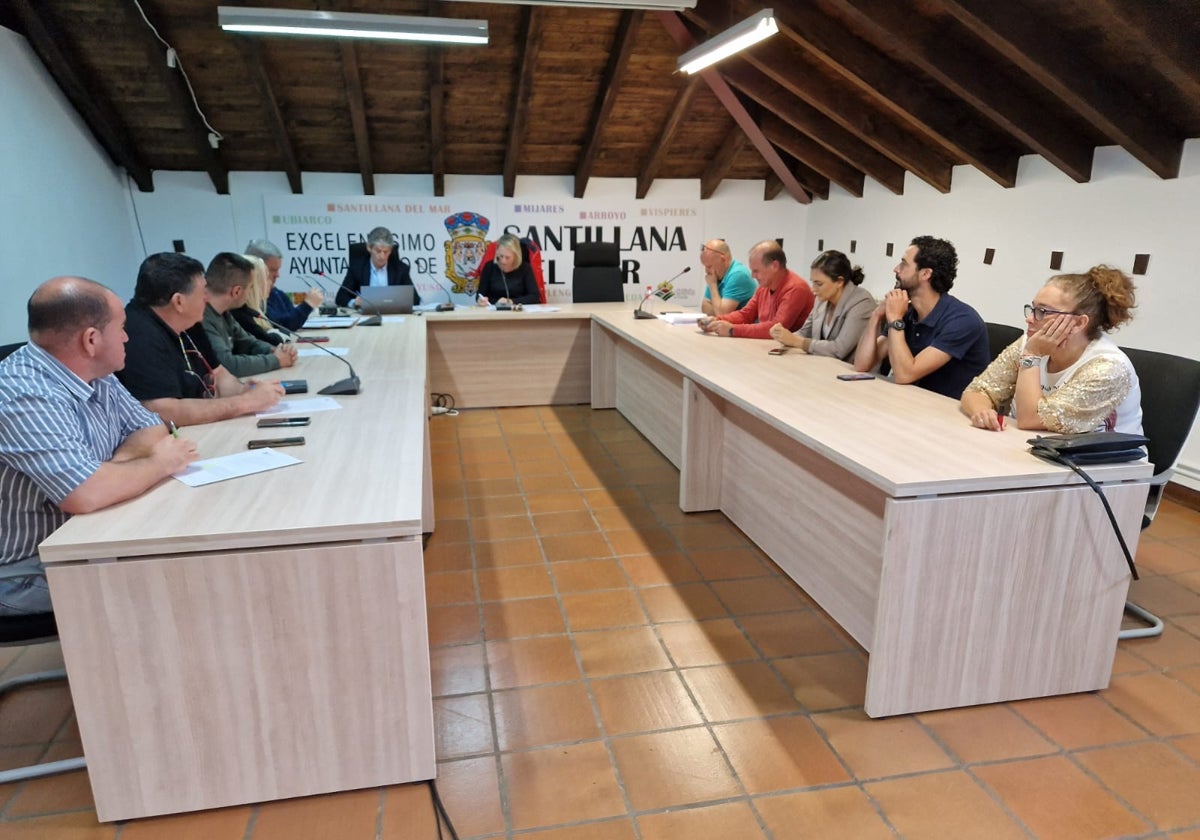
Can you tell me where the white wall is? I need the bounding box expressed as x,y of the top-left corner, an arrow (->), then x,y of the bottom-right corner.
0,28 -> 143,344
806,143 -> 1200,488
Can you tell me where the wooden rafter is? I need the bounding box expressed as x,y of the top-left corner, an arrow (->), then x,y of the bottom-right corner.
430,45 -> 446,197
763,173 -> 784,200
1074,0 -> 1200,107
574,10 -> 642,199
820,0 -> 1094,183
935,0 -> 1184,179
780,152 -> 830,200
504,8 -> 544,198
657,11 -> 810,204
700,130 -> 746,199
764,0 -> 1020,188
761,114 -> 865,197
340,42 -> 374,195
117,0 -> 227,194
12,0 -> 153,191
684,7 -> 953,192
721,62 -> 903,194
637,73 -> 701,199
235,38 -> 302,194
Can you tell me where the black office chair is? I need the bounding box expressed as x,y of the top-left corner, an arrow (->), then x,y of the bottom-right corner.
985,322 -> 1023,361
1118,347 -> 1200,640
0,604 -> 87,783
572,241 -> 624,303
0,342 -> 26,361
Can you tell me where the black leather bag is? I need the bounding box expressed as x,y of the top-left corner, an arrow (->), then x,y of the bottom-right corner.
1028,431 -> 1149,465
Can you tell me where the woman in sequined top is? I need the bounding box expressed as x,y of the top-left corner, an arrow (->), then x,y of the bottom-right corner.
960,265 -> 1143,434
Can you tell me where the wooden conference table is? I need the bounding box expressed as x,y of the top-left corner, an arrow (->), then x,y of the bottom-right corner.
39,319 -> 436,822
39,302 -> 1151,820
425,303 -> 1151,717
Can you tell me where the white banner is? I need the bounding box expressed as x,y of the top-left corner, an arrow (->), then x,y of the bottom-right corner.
264,196 -> 708,306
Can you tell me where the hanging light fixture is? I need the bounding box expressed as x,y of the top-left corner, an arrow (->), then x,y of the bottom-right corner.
217,7 -> 489,45
677,9 -> 777,74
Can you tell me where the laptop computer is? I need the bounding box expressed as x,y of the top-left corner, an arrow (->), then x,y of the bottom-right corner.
357,285 -> 414,315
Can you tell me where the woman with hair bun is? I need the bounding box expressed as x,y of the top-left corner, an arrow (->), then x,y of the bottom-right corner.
961,265 -> 1142,433
769,249 -> 875,360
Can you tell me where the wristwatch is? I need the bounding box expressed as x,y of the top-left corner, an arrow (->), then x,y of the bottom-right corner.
1019,355 -> 1044,369
888,319 -> 906,332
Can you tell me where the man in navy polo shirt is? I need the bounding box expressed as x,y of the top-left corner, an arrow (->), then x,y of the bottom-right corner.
854,236 -> 989,399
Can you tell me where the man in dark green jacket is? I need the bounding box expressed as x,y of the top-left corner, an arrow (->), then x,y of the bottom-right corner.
201,252 -> 297,377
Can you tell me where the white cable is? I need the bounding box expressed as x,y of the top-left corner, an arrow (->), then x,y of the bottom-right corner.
130,0 -> 225,145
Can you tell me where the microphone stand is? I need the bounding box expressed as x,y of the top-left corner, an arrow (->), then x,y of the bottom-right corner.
495,267 -> 513,311
262,312 -> 361,396
634,266 -> 691,319
430,275 -> 457,311
311,273 -> 383,326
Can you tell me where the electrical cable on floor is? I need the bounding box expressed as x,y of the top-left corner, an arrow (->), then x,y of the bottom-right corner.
429,779 -> 459,840
431,393 -> 458,417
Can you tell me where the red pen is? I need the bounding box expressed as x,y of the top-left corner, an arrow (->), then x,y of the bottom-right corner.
998,414 -> 1005,430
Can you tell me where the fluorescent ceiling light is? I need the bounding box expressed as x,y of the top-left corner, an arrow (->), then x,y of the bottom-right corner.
447,0 -> 695,8
677,9 -> 777,74
217,7 -> 489,44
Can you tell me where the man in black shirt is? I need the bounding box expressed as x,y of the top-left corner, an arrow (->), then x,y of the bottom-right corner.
118,253 -> 284,427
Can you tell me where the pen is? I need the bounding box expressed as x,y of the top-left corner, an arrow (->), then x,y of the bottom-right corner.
998,414 -> 1005,431
167,420 -> 179,438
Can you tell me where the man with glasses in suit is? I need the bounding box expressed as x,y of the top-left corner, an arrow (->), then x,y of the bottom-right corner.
118,253 -> 284,427
0,276 -> 199,615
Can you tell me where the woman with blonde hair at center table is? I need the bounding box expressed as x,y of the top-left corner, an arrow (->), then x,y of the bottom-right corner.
960,265 -> 1142,434
230,254 -> 285,346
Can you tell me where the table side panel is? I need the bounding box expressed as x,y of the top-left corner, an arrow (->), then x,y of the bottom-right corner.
719,404 -> 887,649
867,482 -> 1148,717
590,322 -> 617,409
615,342 -> 684,469
427,319 -> 591,407
47,540 -> 434,821
680,379 -> 724,512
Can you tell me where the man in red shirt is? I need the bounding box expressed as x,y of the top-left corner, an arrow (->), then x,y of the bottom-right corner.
698,240 -> 813,338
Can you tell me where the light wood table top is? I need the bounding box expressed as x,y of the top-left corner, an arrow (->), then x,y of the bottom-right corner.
589,311 -> 1152,498
39,318 -> 428,563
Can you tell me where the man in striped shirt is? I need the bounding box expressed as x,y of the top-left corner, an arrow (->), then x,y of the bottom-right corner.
0,277 -> 198,616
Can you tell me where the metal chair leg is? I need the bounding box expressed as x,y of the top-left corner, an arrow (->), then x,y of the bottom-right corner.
0,669 -> 87,782
1118,601 -> 1164,640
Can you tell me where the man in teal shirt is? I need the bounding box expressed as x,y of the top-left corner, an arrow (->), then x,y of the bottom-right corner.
700,239 -> 756,315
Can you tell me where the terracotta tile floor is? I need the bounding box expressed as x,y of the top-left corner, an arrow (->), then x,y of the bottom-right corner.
4,405 -> 1200,839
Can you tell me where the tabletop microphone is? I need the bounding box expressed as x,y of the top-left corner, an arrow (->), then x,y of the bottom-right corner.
429,274 -> 457,312
262,310 -> 360,395
635,266 -> 690,319
495,267 -> 514,311
310,272 -> 383,326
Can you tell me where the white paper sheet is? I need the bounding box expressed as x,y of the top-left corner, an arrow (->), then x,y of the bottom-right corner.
303,316 -> 358,329
520,304 -> 561,313
296,346 -> 349,357
173,448 -> 302,487
256,396 -> 343,417
657,311 -> 706,325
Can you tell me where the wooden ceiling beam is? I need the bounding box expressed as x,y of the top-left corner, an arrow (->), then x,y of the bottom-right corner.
430,45 -> 446,197
574,10 -> 642,199
339,42 -> 375,195
721,62 -> 903,194
1060,0 -> 1200,119
700,130 -> 746,199
763,173 -> 784,201
11,0 -> 153,191
636,73 -> 701,199
235,38 -> 302,194
820,0 -> 1094,183
934,0 -> 1184,178
761,114 -> 865,197
117,0 -> 227,194
657,11 -> 810,204
504,8 -> 544,198
684,6 -> 953,192
764,0 -> 1020,187
780,152 -> 830,201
